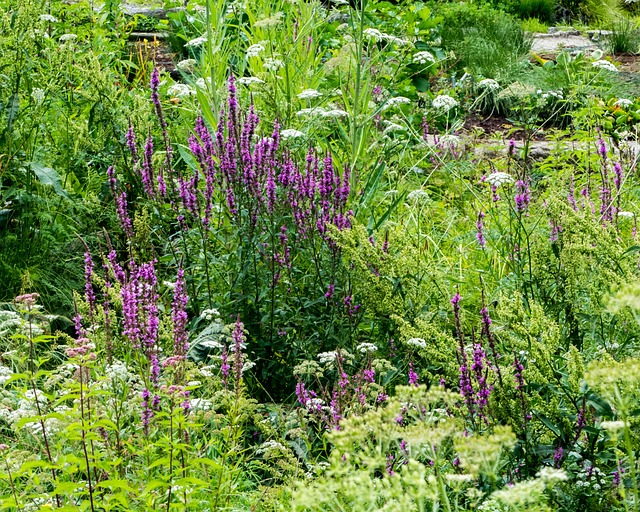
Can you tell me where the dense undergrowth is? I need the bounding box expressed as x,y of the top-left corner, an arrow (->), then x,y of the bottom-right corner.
3,0 -> 640,510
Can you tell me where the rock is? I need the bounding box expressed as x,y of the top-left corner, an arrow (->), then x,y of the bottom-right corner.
546,27 -> 580,36
587,29 -> 613,41
120,3 -> 185,18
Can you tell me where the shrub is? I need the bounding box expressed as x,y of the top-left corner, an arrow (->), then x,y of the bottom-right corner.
608,17 -> 640,54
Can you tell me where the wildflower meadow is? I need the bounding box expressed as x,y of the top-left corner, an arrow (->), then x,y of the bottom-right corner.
3,0 -> 640,510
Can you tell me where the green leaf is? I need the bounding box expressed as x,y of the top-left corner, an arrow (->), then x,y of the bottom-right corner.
29,162 -> 70,199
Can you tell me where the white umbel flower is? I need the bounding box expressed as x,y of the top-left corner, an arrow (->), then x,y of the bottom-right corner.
318,351 -> 339,364
383,96 -> 411,109
485,171 -> 514,187
167,83 -> 195,97
406,337 -> 427,349
263,58 -> 284,71
176,59 -> 197,72
31,88 -> 45,105
281,129 -> 305,139
59,33 -> 78,42
618,211 -> 635,219
615,98 -> 633,108
592,60 -> 618,72
478,78 -> 500,91
297,89 -> 323,99
39,14 -> 58,22
185,36 -> 207,47
356,343 -> 378,354
432,94 -> 458,113
413,51 -> 436,65
238,76 -> 265,86
246,43 -> 265,58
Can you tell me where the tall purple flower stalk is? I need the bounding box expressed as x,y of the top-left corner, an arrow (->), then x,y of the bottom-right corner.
84,251 -> 96,316
171,269 -> 189,358
408,361 -> 419,386
107,166 -> 133,238
514,179 -> 530,213
476,211 -> 486,247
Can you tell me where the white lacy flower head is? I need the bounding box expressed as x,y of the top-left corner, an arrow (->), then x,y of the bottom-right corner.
263,57 -> 284,71
615,98 -> 633,108
190,398 -> 214,411
383,96 -> 411,109
406,337 -> 427,349
618,211 -> 635,219
297,89 -> 322,99
238,76 -> 265,86
31,88 -> 45,105
357,343 -> 377,354
281,129 -> 305,139
246,43 -> 265,58
297,107 -> 326,118
438,134 -> 461,146
363,28 -> 384,41
59,33 -> 78,42
200,308 -> 221,321
407,189 -> 430,203
0,365 -> 12,386
176,59 -> 197,72
413,51 -> 436,65
323,109 -> 349,118
185,36 -> 207,47
105,360 -> 131,382
39,14 -> 58,23
382,121 -> 407,135
539,89 -> 563,101
592,60 -> 618,72
485,171 -> 514,187
431,94 -> 459,113
242,361 -> 256,373
478,78 -> 500,91
318,351 -> 338,364
254,13 -> 283,28
167,83 -> 196,98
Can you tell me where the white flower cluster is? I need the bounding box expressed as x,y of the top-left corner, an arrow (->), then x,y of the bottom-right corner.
574,465 -> 605,491
382,121 -> 407,135
246,43 -> 265,58
363,28 -> 410,46
280,129 -> 306,139
296,107 -> 348,119
318,351 -> 338,364
255,440 -> 286,455
600,420 -> 626,430
31,87 -> 45,104
297,89 -> 323,99
536,467 -> 568,483
198,365 -> 217,377
176,59 -> 197,72
413,51 -> 436,65
167,83 -> 196,98
406,337 -> 427,349
0,365 -> 12,385
478,78 -> 500,91
185,36 -> 207,48
485,171 -> 514,187
431,94 -> 459,113
537,89 -> 563,101
195,77 -> 212,89
59,33 -> 77,42
238,76 -> 265,86
383,96 -> 411,109
0,311 -> 21,337
438,134 -> 461,147
39,14 -> 58,23
618,211 -> 635,219
263,57 -> 285,71
254,13 -> 283,28
105,360 -> 132,382
190,398 -> 214,411
592,60 -> 618,72
356,343 -> 377,354
407,189 -> 430,203
200,308 -> 221,321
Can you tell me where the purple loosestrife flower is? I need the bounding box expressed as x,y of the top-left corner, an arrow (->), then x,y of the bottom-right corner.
554,446 -> 563,467
232,318 -> 245,386
549,220 -> 562,242
514,179 -> 530,213
471,342 -> 492,417
325,283 -> 335,299
476,211 -> 486,248
107,167 -> 134,238
508,138 -> 516,156
597,133 -> 607,159
386,454 -> 395,476
141,388 -> 152,434
84,251 -> 96,315
126,124 -> 138,164
408,362 -> 419,386
295,381 -> 310,407
171,269 -> 189,357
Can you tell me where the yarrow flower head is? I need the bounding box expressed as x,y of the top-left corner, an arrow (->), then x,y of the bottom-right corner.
185,36 -> 207,47
176,59 -> 197,72
246,43 -> 265,58
238,76 -> 265,86
263,58 -> 285,71
413,51 -> 435,65
485,171 -> 514,187
431,94 -> 459,113
167,84 -> 196,98
592,60 -> 618,72
280,129 -> 305,139
356,343 -> 377,354
59,33 -> 78,42
297,89 -> 323,100
478,78 -> 500,91
406,337 -> 427,349
40,14 -> 58,22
